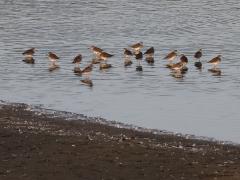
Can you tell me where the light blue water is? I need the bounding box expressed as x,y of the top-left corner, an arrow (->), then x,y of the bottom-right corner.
1,0 -> 240,142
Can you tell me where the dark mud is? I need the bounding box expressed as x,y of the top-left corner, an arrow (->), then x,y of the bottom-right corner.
0,103 -> 240,180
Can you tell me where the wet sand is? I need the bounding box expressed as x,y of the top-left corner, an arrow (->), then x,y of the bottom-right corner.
0,103 -> 240,180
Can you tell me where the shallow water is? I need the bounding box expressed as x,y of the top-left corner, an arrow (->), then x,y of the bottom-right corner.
0,0 -> 240,143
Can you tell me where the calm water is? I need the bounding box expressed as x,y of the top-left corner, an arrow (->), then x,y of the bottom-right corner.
1,0 -> 240,143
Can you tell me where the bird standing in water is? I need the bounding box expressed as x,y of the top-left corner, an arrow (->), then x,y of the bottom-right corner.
169,54 -> 188,78
179,54 -> 188,71
89,45 -> 103,60
48,52 -> 60,71
208,55 -> 221,69
164,50 -> 178,67
22,48 -> 36,64
171,62 -> 184,71
72,54 -> 82,67
123,48 -> 133,67
130,42 -> 143,54
72,54 -> 82,73
99,51 -> 114,69
208,55 -> 222,75
144,47 -> 154,64
194,49 -> 203,68
80,63 -> 94,87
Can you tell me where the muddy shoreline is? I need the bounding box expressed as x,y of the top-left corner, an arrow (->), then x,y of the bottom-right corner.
0,103 -> 240,180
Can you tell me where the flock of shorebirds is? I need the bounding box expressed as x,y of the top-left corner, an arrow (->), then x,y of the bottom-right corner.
22,42 -> 222,86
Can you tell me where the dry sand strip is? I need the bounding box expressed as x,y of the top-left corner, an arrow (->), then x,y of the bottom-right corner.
0,103 -> 240,180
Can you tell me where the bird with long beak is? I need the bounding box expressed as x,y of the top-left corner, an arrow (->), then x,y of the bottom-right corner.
99,51 -> 114,69
89,45 -> 103,59
208,55 -> 221,69
22,48 -> 36,64
144,47 -> 154,64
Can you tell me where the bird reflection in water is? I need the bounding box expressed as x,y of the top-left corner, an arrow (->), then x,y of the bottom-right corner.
208,55 -> 222,76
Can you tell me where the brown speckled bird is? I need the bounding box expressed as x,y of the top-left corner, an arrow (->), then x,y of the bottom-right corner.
130,42 -> 143,53
123,48 -> 133,67
90,46 -> 103,59
135,51 -> 143,60
22,48 -> 36,62
194,49 -> 203,68
144,47 -> 155,64
179,54 -> 189,71
48,52 -> 59,61
180,54 -> 188,64
81,64 -> 93,75
23,48 -> 35,56
194,49 -> 202,60
48,52 -> 59,67
171,62 -> 184,71
164,50 -> 178,63
208,55 -> 221,68
144,47 -> 154,57
124,48 -> 133,57
72,54 -> 82,68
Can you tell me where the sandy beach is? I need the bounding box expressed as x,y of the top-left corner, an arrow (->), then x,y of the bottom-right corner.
0,103 -> 240,180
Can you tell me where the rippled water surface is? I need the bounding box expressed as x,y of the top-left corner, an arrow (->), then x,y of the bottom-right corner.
1,0 -> 240,142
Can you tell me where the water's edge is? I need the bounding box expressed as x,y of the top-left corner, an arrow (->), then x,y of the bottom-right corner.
0,100 -> 237,146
